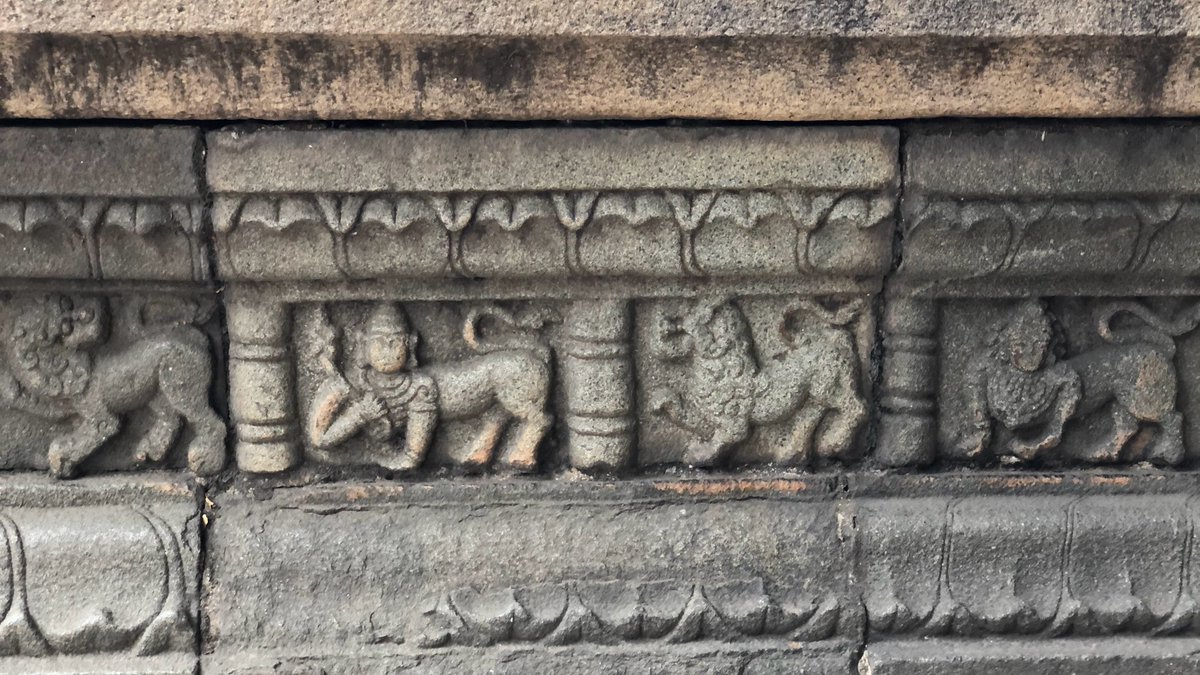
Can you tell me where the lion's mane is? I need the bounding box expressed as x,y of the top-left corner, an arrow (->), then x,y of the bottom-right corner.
6,294 -> 92,399
684,300 -> 761,440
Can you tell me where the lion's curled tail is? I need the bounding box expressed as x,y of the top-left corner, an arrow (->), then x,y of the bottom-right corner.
462,305 -> 558,360
1096,301 -> 1200,356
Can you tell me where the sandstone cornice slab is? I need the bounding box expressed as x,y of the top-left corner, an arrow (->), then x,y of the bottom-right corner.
2,5 -> 1200,120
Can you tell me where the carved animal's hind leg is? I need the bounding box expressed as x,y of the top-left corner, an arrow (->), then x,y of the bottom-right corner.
1090,405 -> 1139,463
816,395 -> 867,459
160,358 -> 225,476
461,409 -> 508,472
776,404 -> 822,466
48,408 -> 120,479
497,411 -> 552,473
1148,411 -> 1186,465
683,430 -> 739,468
133,398 -> 183,466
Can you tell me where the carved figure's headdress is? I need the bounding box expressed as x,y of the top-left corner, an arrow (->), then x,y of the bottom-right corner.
1006,299 -> 1051,337
366,302 -> 410,338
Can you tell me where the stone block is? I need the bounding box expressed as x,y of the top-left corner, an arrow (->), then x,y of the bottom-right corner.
860,638 -> 1200,675
0,475 -> 200,674
210,127 -> 895,477
0,127 -> 226,480
858,494 -> 1200,637
879,124 -> 1200,468
2,4 -> 1200,121
203,478 -> 854,671
0,128 -> 206,282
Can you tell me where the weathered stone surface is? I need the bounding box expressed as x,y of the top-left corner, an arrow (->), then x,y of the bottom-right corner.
880,124 -> 1200,469
0,474 -> 200,673
0,292 -> 225,477
203,478 -> 854,671
858,494 -> 1200,636
0,126 -> 227,481
209,126 -> 897,281
901,124 -> 1200,287
1,3 -> 1200,120
0,127 -> 207,282
213,126 -> 892,477
861,638 -> 1200,674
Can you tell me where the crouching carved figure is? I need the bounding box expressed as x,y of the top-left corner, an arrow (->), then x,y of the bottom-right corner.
648,297 -> 867,467
958,299 -> 1200,464
308,303 -> 555,472
0,294 -> 225,478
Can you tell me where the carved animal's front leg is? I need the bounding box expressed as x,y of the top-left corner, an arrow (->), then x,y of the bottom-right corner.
48,408 -> 121,478
955,360 -> 993,459
1007,367 -> 1080,461
380,408 -> 437,472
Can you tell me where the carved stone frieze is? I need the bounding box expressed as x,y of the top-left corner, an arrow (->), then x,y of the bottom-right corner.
208,127 -> 896,282
899,125 -> 1200,286
859,494 -> 1200,637
211,127 -> 896,476
0,128 -> 226,480
0,128 -> 209,282
417,579 -> 839,647
880,125 -> 1200,468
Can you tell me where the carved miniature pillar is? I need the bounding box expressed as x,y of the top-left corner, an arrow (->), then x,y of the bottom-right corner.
227,294 -> 300,473
877,296 -> 939,467
561,299 -> 635,472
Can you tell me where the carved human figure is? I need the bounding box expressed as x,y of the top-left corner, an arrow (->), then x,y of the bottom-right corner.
0,293 -> 225,478
648,297 -> 866,467
957,299 -> 1199,464
307,302 -> 555,472
308,303 -> 437,471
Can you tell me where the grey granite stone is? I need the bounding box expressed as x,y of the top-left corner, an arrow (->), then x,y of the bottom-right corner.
0,127 -> 206,282
203,477 -> 854,671
0,127 -> 226,480
209,126 -> 897,281
0,474 -> 200,673
0,291 -> 225,477
2,4 -> 1200,120
212,127 -> 894,477
880,124 -> 1200,469
857,494 -> 1200,636
860,638 -> 1200,674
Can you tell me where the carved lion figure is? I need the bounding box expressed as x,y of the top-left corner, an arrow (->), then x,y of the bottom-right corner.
957,299 -> 1196,464
649,297 -> 866,467
0,294 -> 225,478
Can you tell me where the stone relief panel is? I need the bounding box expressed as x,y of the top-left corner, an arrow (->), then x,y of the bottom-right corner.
859,495 -> 1200,637
0,293 -> 225,477
0,127 -> 225,481
637,296 -> 871,468
203,480 -> 852,670
0,128 -> 210,283
897,297 -> 1200,468
236,293 -> 871,476
879,125 -> 1200,468
211,126 -> 897,477
295,300 -> 557,473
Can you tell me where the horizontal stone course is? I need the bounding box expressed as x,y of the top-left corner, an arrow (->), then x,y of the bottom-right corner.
2,4 -> 1200,120
9,121 -> 1200,671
